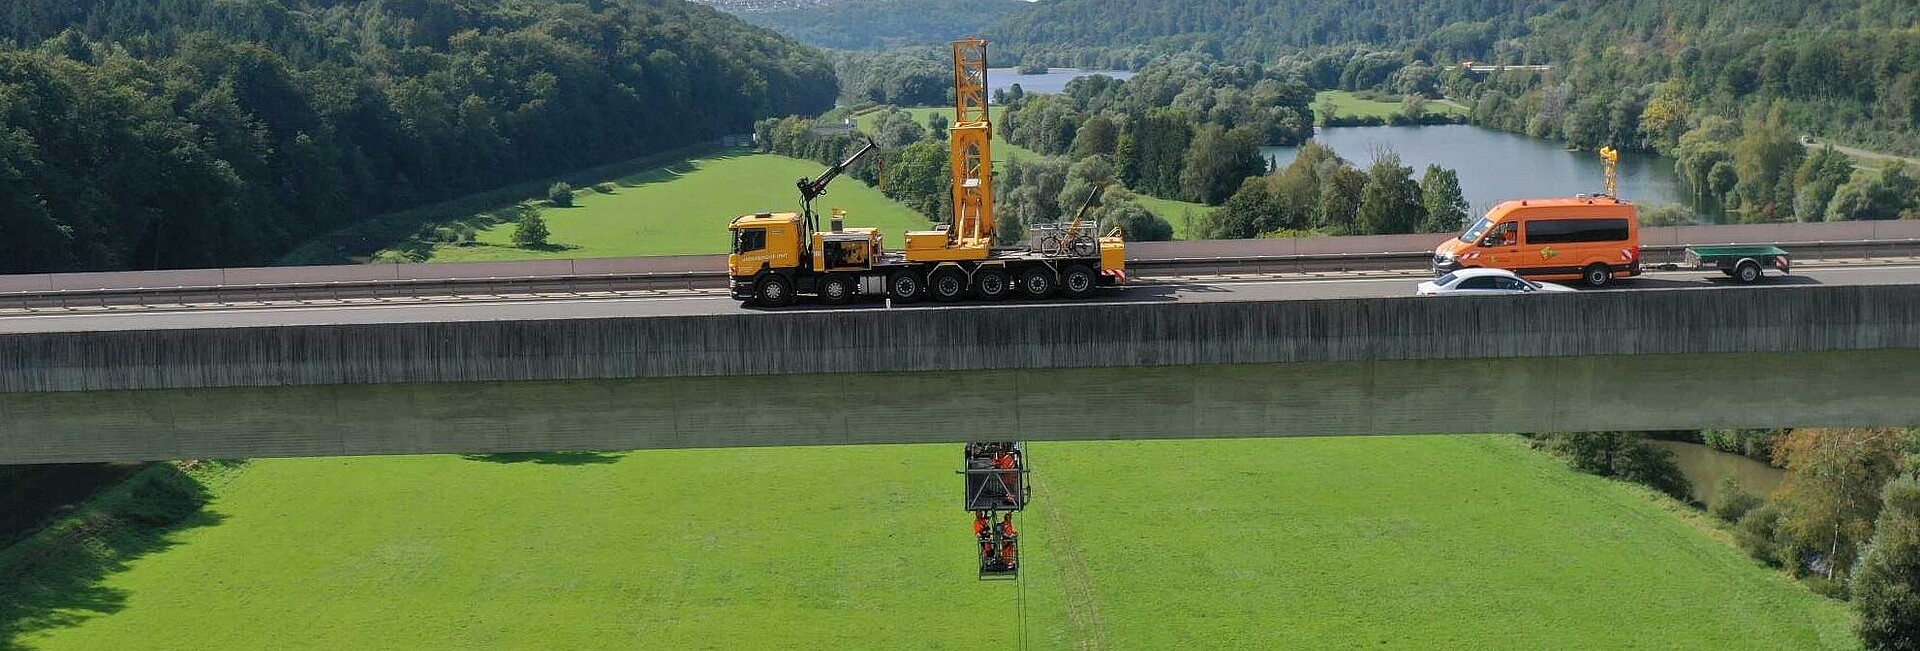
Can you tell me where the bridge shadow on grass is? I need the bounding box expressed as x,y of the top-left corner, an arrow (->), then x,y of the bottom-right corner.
462,451 -> 623,465
0,465 -> 224,650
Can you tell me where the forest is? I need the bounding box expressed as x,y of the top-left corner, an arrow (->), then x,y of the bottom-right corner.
0,0 -> 835,273
736,0 -> 1022,51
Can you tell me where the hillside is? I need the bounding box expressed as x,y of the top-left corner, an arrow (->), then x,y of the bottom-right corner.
0,0 -> 835,273
991,0 -> 1558,61
737,0 -> 1026,50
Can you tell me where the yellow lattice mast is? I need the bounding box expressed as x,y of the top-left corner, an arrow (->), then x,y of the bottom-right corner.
1599,146 -> 1619,197
949,38 -> 994,248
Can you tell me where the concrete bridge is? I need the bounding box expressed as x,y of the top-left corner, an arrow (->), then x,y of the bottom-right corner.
3,282 -> 1917,464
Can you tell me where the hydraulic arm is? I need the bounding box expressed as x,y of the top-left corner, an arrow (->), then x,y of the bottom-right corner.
797,137 -> 878,234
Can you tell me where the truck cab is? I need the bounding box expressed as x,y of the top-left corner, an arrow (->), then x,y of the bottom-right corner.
729,212 -> 803,298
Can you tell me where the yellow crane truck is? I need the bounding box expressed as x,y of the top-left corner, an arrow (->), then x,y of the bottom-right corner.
728,38 -> 1127,307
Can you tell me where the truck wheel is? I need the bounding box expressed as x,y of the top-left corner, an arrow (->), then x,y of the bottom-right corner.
819,274 -> 855,305
974,268 -> 1010,301
754,274 -> 793,307
930,269 -> 967,302
1061,265 -> 1097,299
1069,236 -> 1098,258
1019,267 -> 1055,298
888,271 -> 923,303
1735,260 -> 1762,284
1582,263 -> 1612,288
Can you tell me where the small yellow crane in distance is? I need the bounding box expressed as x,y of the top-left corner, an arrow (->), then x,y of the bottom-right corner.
725,38 -> 1127,308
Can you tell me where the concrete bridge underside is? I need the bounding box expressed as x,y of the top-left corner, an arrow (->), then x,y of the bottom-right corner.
4,348 -> 1915,464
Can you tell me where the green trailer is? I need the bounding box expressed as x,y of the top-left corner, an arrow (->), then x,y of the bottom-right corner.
1673,245 -> 1792,283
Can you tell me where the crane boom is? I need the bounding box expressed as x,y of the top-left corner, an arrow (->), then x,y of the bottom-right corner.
949,38 -> 995,246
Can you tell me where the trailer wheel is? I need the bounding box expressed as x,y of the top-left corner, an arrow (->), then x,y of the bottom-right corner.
1061,265 -> 1097,299
819,274 -> 855,305
1582,263 -> 1612,288
1735,260 -> 1762,284
754,273 -> 794,307
974,268 -> 1010,301
1019,267 -> 1055,298
888,270 -> 923,303
930,268 -> 967,302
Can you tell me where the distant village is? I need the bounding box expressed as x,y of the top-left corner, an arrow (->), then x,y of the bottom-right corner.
692,0 -> 831,12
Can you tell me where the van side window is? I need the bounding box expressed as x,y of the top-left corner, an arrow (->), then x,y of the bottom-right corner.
1525,218 -> 1630,244
1481,222 -> 1517,247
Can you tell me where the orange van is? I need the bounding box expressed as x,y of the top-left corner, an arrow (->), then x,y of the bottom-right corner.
1430,195 -> 1641,287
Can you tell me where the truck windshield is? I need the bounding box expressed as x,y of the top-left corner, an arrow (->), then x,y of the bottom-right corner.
1459,216 -> 1493,244
732,228 -> 766,254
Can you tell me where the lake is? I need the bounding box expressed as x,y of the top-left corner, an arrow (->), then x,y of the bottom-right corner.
987,67 -> 1135,96
1261,124 -> 1692,221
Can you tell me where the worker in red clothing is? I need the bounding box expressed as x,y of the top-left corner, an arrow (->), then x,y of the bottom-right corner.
973,511 -> 996,564
996,513 -> 1018,569
993,448 -> 1021,506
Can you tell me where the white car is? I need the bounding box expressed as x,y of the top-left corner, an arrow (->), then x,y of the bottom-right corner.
1416,268 -> 1576,296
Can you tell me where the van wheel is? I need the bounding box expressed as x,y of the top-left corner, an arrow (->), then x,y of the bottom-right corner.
1582,264 -> 1612,288
754,274 -> 793,307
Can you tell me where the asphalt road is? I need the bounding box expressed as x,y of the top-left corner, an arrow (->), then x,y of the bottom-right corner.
5,264 -> 1920,334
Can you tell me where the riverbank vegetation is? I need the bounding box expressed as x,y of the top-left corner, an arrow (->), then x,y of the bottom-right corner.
0,0 -> 835,274
2,438 -> 1856,649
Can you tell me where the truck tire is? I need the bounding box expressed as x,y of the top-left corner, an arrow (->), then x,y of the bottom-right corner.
974,268 -> 1010,301
819,274 -> 855,305
754,273 -> 794,307
1061,264 -> 1097,299
1582,263 -> 1612,288
1019,267 -> 1055,298
1735,260 -> 1762,284
930,268 -> 967,302
888,270 -> 923,303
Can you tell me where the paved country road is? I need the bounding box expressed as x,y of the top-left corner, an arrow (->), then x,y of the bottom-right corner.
3,264 -> 1918,334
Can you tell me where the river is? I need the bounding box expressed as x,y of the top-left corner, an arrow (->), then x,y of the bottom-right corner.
1646,440 -> 1786,505
1260,124 -> 1692,221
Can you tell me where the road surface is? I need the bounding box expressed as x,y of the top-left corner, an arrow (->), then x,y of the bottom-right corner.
3,264 -> 1918,334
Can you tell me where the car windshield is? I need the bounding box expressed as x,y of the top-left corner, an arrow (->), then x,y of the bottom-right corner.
1459,215 -> 1494,243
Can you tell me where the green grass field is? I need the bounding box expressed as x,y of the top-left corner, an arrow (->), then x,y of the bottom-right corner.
9,437 -> 1853,650
1319,90 -> 1470,120
400,149 -> 932,262
899,106 -> 1211,236
1133,195 -> 1210,239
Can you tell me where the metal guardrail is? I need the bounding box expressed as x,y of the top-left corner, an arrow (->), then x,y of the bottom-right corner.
2,238 -> 1917,310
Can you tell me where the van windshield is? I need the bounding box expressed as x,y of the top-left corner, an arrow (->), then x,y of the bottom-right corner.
1459,215 -> 1494,244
